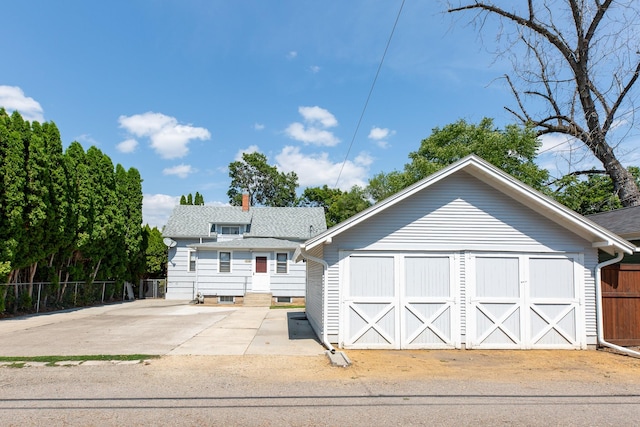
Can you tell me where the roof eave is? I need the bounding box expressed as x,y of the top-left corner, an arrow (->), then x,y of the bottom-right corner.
301,155 -> 635,255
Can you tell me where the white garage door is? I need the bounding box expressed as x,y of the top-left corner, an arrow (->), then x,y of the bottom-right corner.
342,253 -> 459,349
466,253 -> 584,349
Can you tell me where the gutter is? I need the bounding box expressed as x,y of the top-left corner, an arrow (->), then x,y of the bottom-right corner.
595,253 -> 640,358
297,245 -> 336,354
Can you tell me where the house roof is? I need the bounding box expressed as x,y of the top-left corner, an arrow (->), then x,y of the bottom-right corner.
587,205 -> 640,241
163,205 -> 327,240
188,237 -> 301,250
298,155 -> 635,256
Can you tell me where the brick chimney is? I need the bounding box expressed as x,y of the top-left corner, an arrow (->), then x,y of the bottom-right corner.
242,193 -> 250,211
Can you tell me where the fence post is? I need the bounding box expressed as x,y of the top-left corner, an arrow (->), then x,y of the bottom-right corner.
102,282 -> 106,303
36,283 -> 42,313
74,282 -> 78,305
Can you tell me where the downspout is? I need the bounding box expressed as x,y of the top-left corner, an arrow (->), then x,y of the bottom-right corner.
298,246 -> 336,354
595,252 -> 640,358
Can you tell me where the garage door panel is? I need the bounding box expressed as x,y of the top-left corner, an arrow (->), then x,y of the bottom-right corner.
530,305 -> 577,345
475,304 -> 521,345
349,256 -> 394,297
530,258 -> 575,298
344,253 -> 459,349
403,303 -> 452,347
468,253 -> 583,350
476,257 -> 520,298
405,257 -> 450,297
347,302 -> 396,347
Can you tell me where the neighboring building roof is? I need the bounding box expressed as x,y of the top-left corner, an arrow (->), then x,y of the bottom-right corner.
163,205 -> 327,240
587,205 -> 640,241
297,155 -> 635,257
189,237 -> 301,250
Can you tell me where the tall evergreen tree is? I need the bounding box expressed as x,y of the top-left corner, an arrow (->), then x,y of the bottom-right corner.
194,191 -> 204,205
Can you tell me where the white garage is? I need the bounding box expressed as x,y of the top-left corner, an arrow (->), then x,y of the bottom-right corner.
296,156 -> 634,351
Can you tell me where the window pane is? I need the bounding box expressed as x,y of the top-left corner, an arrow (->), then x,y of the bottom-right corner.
189,251 -> 196,271
219,252 -> 231,273
276,253 -> 287,274
221,226 -> 240,234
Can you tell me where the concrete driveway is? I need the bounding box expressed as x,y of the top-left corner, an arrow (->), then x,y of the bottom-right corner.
0,299 -> 325,357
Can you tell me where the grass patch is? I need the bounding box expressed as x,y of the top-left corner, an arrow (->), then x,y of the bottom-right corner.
0,354 -> 159,364
270,305 -> 306,309
7,362 -> 26,369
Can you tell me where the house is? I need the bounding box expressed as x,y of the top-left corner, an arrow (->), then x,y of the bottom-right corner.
163,195 -> 326,305
587,206 -> 640,346
295,155 -> 636,351
588,205 -> 640,262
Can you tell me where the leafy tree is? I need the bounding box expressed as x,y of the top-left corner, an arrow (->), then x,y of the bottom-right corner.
0,110 -> 27,284
143,225 -> 166,278
367,118 -> 549,202
228,152 -> 298,207
448,1 -> 640,207
179,195 -> 187,205
187,193 -> 193,205
299,185 -> 371,227
554,167 -> 640,215
116,165 -> 144,283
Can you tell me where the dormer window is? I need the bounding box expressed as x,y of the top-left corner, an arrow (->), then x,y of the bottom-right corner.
220,225 -> 241,235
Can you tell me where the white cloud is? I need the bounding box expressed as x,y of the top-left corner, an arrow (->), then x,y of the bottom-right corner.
299,106 -> 337,128
368,126 -> 395,149
117,138 -> 138,153
253,123 -> 265,131
275,146 -> 371,190
537,133 -> 575,155
285,106 -> 340,146
118,112 -> 211,159
162,164 -> 196,178
287,51 -> 298,59
234,145 -> 260,161
309,65 -> 321,73
0,85 -> 44,122
143,193 -> 180,229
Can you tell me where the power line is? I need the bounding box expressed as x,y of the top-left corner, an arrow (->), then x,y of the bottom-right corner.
333,0 -> 406,189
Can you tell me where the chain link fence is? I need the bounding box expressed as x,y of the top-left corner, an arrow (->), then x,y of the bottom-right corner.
0,281 -> 125,315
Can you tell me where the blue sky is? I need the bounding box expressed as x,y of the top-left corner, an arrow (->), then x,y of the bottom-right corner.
1,1 -> 637,228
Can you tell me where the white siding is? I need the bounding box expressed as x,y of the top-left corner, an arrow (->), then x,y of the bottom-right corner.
167,244 -> 308,299
193,250 -> 306,297
305,245 -> 325,341
584,248 -> 598,345
165,239 -> 199,300
321,171 -> 593,344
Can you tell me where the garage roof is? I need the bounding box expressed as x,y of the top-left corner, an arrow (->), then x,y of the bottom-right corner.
300,155 -> 635,256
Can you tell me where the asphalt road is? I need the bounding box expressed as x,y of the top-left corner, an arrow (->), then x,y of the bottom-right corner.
1,300 -> 639,425
1,359 -> 639,426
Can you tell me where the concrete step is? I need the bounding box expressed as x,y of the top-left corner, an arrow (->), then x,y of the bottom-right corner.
243,292 -> 272,307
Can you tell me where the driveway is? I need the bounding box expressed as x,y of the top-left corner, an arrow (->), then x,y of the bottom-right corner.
0,299 -> 325,357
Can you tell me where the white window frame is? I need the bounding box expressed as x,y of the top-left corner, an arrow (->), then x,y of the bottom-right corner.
218,296 -> 235,304
276,296 -> 292,303
219,251 -> 232,273
188,250 -> 197,272
276,252 -> 288,274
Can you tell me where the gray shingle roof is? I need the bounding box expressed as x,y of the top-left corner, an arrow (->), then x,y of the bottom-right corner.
587,205 -> 640,239
163,205 -> 327,239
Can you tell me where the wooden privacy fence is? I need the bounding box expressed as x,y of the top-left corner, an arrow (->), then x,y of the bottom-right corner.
601,264 -> 640,346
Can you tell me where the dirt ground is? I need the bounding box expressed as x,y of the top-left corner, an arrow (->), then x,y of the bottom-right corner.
149,348 -> 640,385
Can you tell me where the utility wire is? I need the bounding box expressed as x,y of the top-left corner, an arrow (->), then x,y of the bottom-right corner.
334,0 -> 406,189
